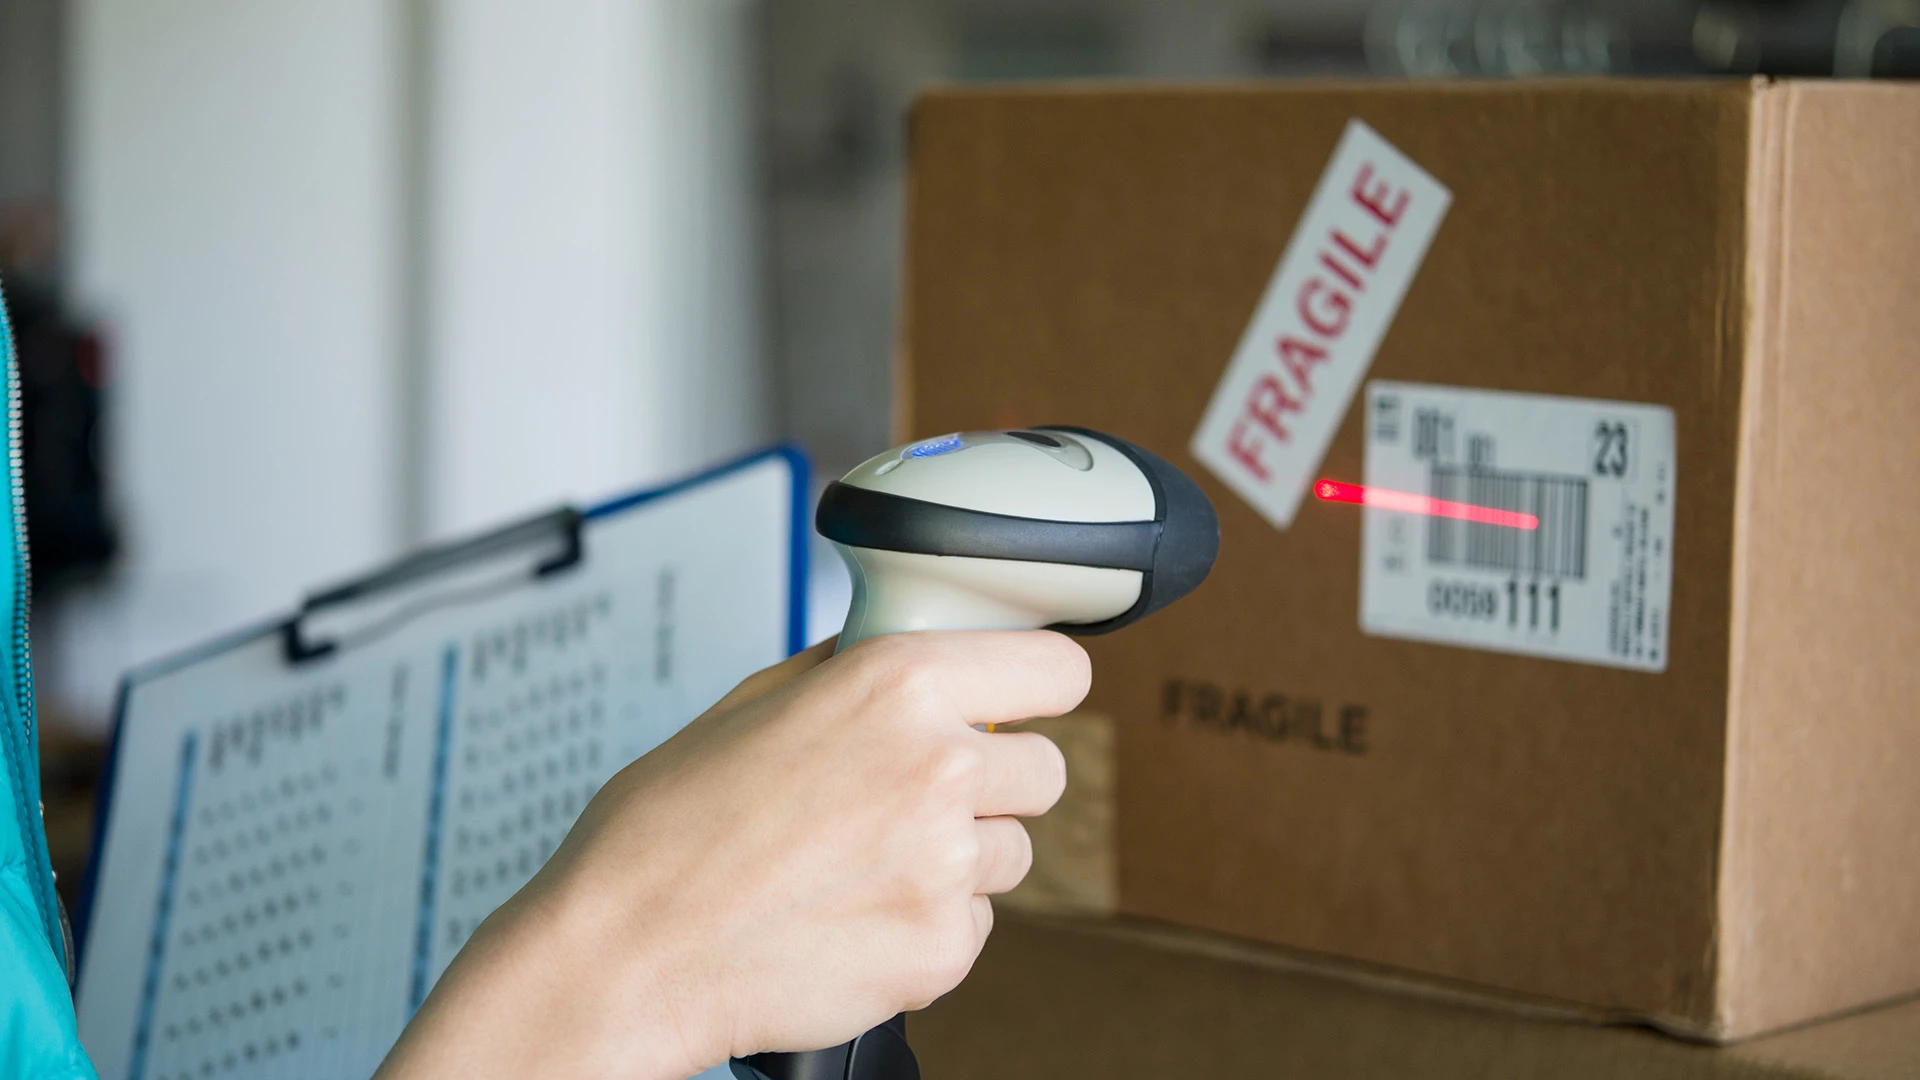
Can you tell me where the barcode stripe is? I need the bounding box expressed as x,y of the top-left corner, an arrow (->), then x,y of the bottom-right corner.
1424,464 -> 1589,580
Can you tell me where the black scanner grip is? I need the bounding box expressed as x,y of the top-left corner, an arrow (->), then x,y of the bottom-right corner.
729,1014 -> 916,1080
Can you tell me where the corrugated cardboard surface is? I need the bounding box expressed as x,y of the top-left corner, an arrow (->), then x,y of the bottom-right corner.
1720,82 -> 1920,1036
903,79 -> 1920,1039
914,910 -> 1920,1079
998,713 -> 1117,916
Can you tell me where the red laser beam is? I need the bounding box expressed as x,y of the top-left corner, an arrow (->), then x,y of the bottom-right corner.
1314,479 -> 1539,530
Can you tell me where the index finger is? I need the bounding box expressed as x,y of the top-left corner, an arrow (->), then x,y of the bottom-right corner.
845,630 -> 1092,729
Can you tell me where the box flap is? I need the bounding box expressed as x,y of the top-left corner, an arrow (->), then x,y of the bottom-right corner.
1720,79 -> 1920,1037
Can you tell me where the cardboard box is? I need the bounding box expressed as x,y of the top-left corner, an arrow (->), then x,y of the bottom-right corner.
916,909 -> 1920,1079
902,79 -> 1920,1040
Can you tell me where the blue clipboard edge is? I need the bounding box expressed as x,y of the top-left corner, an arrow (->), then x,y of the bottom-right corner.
72,443 -> 812,971
583,442 -> 810,659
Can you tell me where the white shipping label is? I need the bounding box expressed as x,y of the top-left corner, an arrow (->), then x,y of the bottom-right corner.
1191,119 -> 1450,529
1358,382 -> 1676,672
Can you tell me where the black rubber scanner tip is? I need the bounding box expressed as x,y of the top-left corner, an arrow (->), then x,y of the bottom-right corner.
1040,427 -> 1220,634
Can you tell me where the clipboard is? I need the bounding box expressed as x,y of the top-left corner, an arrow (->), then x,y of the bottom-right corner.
74,447 -> 809,1080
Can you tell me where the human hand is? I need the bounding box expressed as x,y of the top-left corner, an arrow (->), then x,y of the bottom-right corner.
374,629 -> 1088,1080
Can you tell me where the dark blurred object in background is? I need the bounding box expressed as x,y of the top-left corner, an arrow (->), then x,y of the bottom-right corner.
6,275 -> 118,589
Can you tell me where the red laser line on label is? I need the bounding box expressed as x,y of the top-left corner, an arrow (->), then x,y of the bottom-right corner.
1314,479 -> 1539,530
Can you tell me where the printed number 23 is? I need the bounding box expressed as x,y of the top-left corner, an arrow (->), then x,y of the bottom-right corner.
1593,421 -> 1629,477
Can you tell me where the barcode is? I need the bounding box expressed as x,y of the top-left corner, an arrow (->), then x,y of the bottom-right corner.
1426,465 -> 1589,580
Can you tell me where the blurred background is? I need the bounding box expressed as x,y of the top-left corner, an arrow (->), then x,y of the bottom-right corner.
4,0 -> 1917,898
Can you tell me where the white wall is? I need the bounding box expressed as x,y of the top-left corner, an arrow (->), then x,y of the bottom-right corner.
58,0 -> 407,721
424,0 -> 768,539
53,0 -> 769,725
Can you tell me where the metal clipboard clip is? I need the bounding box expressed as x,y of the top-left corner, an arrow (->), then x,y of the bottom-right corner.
282,506 -> 585,665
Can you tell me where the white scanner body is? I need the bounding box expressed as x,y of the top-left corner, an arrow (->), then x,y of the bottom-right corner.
817,427 -> 1219,651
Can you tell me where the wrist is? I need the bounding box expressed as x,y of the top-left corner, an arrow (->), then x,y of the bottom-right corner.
539,861 -> 730,1076
379,867 -> 720,1080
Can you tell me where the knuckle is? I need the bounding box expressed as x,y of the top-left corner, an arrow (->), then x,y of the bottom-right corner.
865,648 -> 945,717
900,825 -> 974,910
922,740 -> 982,793
927,822 -> 980,889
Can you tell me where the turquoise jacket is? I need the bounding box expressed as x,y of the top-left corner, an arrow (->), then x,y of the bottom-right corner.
0,279 -> 100,1078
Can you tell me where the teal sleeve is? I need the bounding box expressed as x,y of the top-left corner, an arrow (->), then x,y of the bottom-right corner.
0,277 -> 93,1078
1,861 -> 98,1079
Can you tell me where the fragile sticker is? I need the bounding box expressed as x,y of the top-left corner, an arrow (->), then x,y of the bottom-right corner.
1357,382 -> 1677,672
1190,119 -> 1450,529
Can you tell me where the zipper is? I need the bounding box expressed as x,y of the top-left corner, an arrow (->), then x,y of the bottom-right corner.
0,276 -> 62,976
3,278 -> 31,740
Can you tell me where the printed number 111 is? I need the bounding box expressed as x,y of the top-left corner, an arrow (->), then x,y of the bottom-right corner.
1508,579 -> 1561,632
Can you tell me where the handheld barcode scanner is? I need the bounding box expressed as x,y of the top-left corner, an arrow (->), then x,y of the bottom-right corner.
730,426 -> 1219,1080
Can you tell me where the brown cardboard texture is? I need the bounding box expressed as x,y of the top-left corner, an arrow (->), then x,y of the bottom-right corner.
914,910 -> 1920,1080
902,79 -> 1920,1040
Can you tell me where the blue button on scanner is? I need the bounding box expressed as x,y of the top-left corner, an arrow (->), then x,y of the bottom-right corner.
904,435 -> 965,459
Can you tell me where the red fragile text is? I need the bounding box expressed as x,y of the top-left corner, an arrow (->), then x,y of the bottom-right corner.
1226,162 -> 1412,484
